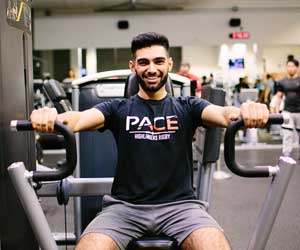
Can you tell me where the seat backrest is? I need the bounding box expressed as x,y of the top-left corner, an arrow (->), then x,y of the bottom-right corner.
43,79 -> 72,113
124,73 -> 174,98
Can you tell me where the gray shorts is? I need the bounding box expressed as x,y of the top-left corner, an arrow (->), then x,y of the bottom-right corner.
281,111 -> 300,131
81,195 -> 223,250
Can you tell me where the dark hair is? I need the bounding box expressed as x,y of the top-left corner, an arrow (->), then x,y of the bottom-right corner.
287,58 -> 299,67
131,32 -> 170,57
287,54 -> 294,61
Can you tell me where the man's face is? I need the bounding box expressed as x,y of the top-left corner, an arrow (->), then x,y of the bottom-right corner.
286,62 -> 298,77
129,45 -> 173,93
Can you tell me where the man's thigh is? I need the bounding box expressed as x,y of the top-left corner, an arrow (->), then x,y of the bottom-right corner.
181,227 -> 231,250
157,200 -> 224,246
76,232 -> 119,250
80,196 -> 149,250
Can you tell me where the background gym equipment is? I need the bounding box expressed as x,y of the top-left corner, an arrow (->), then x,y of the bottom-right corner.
194,85 -> 226,207
0,1 -> 39,248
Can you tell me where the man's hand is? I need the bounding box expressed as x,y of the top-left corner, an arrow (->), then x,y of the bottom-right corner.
240,102 -> 269,128
202,102 -> 269,128
30,107 -> 61,133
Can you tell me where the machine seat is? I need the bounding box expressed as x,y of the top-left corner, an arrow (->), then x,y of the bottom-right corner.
127,236 -> 179,250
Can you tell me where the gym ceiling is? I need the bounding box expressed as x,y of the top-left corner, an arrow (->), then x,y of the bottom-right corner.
33,0 -> 300,15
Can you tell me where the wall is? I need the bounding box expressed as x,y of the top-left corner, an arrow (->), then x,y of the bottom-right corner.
182,46 -> 219,78
34,9 -> 300,50
262,45 -> 300,73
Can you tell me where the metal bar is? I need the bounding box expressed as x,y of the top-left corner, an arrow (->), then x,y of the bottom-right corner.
7,162 -> 58,250
247,156 -> 297,250
37,177 -> 113,197
196,162 -> 215,210
72,85 -> 82,237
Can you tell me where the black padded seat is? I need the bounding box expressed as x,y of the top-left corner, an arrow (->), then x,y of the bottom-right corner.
124,73 -> 174,97
127,236 -> 179,250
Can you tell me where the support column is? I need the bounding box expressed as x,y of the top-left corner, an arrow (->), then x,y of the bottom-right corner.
70,48 -> 83,78
86,48 -> 97,76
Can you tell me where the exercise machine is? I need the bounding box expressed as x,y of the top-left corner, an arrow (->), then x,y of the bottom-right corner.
7,112 -> 295,250
0,0 -> 38,248
8,120 -> 179,250
224,113 -> 296,250
194,85 -> 226,206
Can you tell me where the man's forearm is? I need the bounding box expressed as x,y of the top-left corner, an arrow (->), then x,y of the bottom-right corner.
202,105 -> 240,128
58,111 -> 82,132
58,108 -> 105,132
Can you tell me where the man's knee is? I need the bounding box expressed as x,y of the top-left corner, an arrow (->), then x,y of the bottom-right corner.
181,227 -> 231,250
76,232 -> 120,250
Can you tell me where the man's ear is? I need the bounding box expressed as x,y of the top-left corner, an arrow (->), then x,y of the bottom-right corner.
168,57 -> 174,72
129,60 -> 135,73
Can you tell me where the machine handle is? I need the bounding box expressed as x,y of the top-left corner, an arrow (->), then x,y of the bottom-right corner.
10,120 -> 77,182
224,114 -> 286,177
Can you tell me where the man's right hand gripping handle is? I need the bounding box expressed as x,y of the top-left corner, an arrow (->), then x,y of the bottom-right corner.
30,107 -> 59,133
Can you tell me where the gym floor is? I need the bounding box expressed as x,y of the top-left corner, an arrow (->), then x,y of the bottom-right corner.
41,131 -> 300,250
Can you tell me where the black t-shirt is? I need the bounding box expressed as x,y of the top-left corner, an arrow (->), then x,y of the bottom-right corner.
94,94 -> 210,204
277,77 -> 300,112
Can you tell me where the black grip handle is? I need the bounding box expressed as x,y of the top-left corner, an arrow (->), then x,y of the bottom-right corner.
224,114 -> 284,177
11,120 -> 77,182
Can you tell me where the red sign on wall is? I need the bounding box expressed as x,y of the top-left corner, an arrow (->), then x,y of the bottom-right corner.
229,32 -> 250,39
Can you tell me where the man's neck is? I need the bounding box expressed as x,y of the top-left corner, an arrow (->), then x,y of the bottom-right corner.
137,87 -> 168,100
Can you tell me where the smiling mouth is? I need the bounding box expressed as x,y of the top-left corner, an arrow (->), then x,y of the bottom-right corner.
145,76 -> 160,84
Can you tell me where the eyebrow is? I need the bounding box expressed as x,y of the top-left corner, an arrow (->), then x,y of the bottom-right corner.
136,57 -> 167,63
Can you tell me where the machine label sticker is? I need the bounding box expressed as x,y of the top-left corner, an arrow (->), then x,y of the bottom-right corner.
6,0 -> 32,34
126,115 -> 179,141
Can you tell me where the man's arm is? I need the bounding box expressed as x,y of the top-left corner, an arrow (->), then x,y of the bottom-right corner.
30,107 -> 105,133
270,91 -> 283,113
201,102 -> 269,128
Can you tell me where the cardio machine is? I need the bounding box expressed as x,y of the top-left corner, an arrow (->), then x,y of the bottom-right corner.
7,112 -> 296,250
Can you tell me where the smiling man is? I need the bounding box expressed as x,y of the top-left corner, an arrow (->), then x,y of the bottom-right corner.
30,32 -> 269,250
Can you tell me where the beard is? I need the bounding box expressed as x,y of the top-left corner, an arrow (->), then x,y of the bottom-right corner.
136,72 -> 168,93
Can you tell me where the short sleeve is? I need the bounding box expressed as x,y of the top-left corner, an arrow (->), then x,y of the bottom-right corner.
276,80 -> 284,93
186,96 -> 211,127
93,100 -> 115,130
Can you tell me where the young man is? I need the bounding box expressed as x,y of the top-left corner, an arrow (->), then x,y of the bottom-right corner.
271,58 -> 300,157
31,32 -> 269,250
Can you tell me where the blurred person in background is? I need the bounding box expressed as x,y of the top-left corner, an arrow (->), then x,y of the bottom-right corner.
233,77 -> 250,107
266,74 -> 275,97
271,57 -> 300,158
257,78 -> 271,107
177,62 -> 202,97
62,68 -> 76,102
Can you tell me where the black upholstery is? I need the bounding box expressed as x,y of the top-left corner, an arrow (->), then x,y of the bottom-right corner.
124,73 -> 174,98
127,236 -> 179,250
39,79 -> 72,150
43,79 -> 72,113
124,74 -> 178,250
